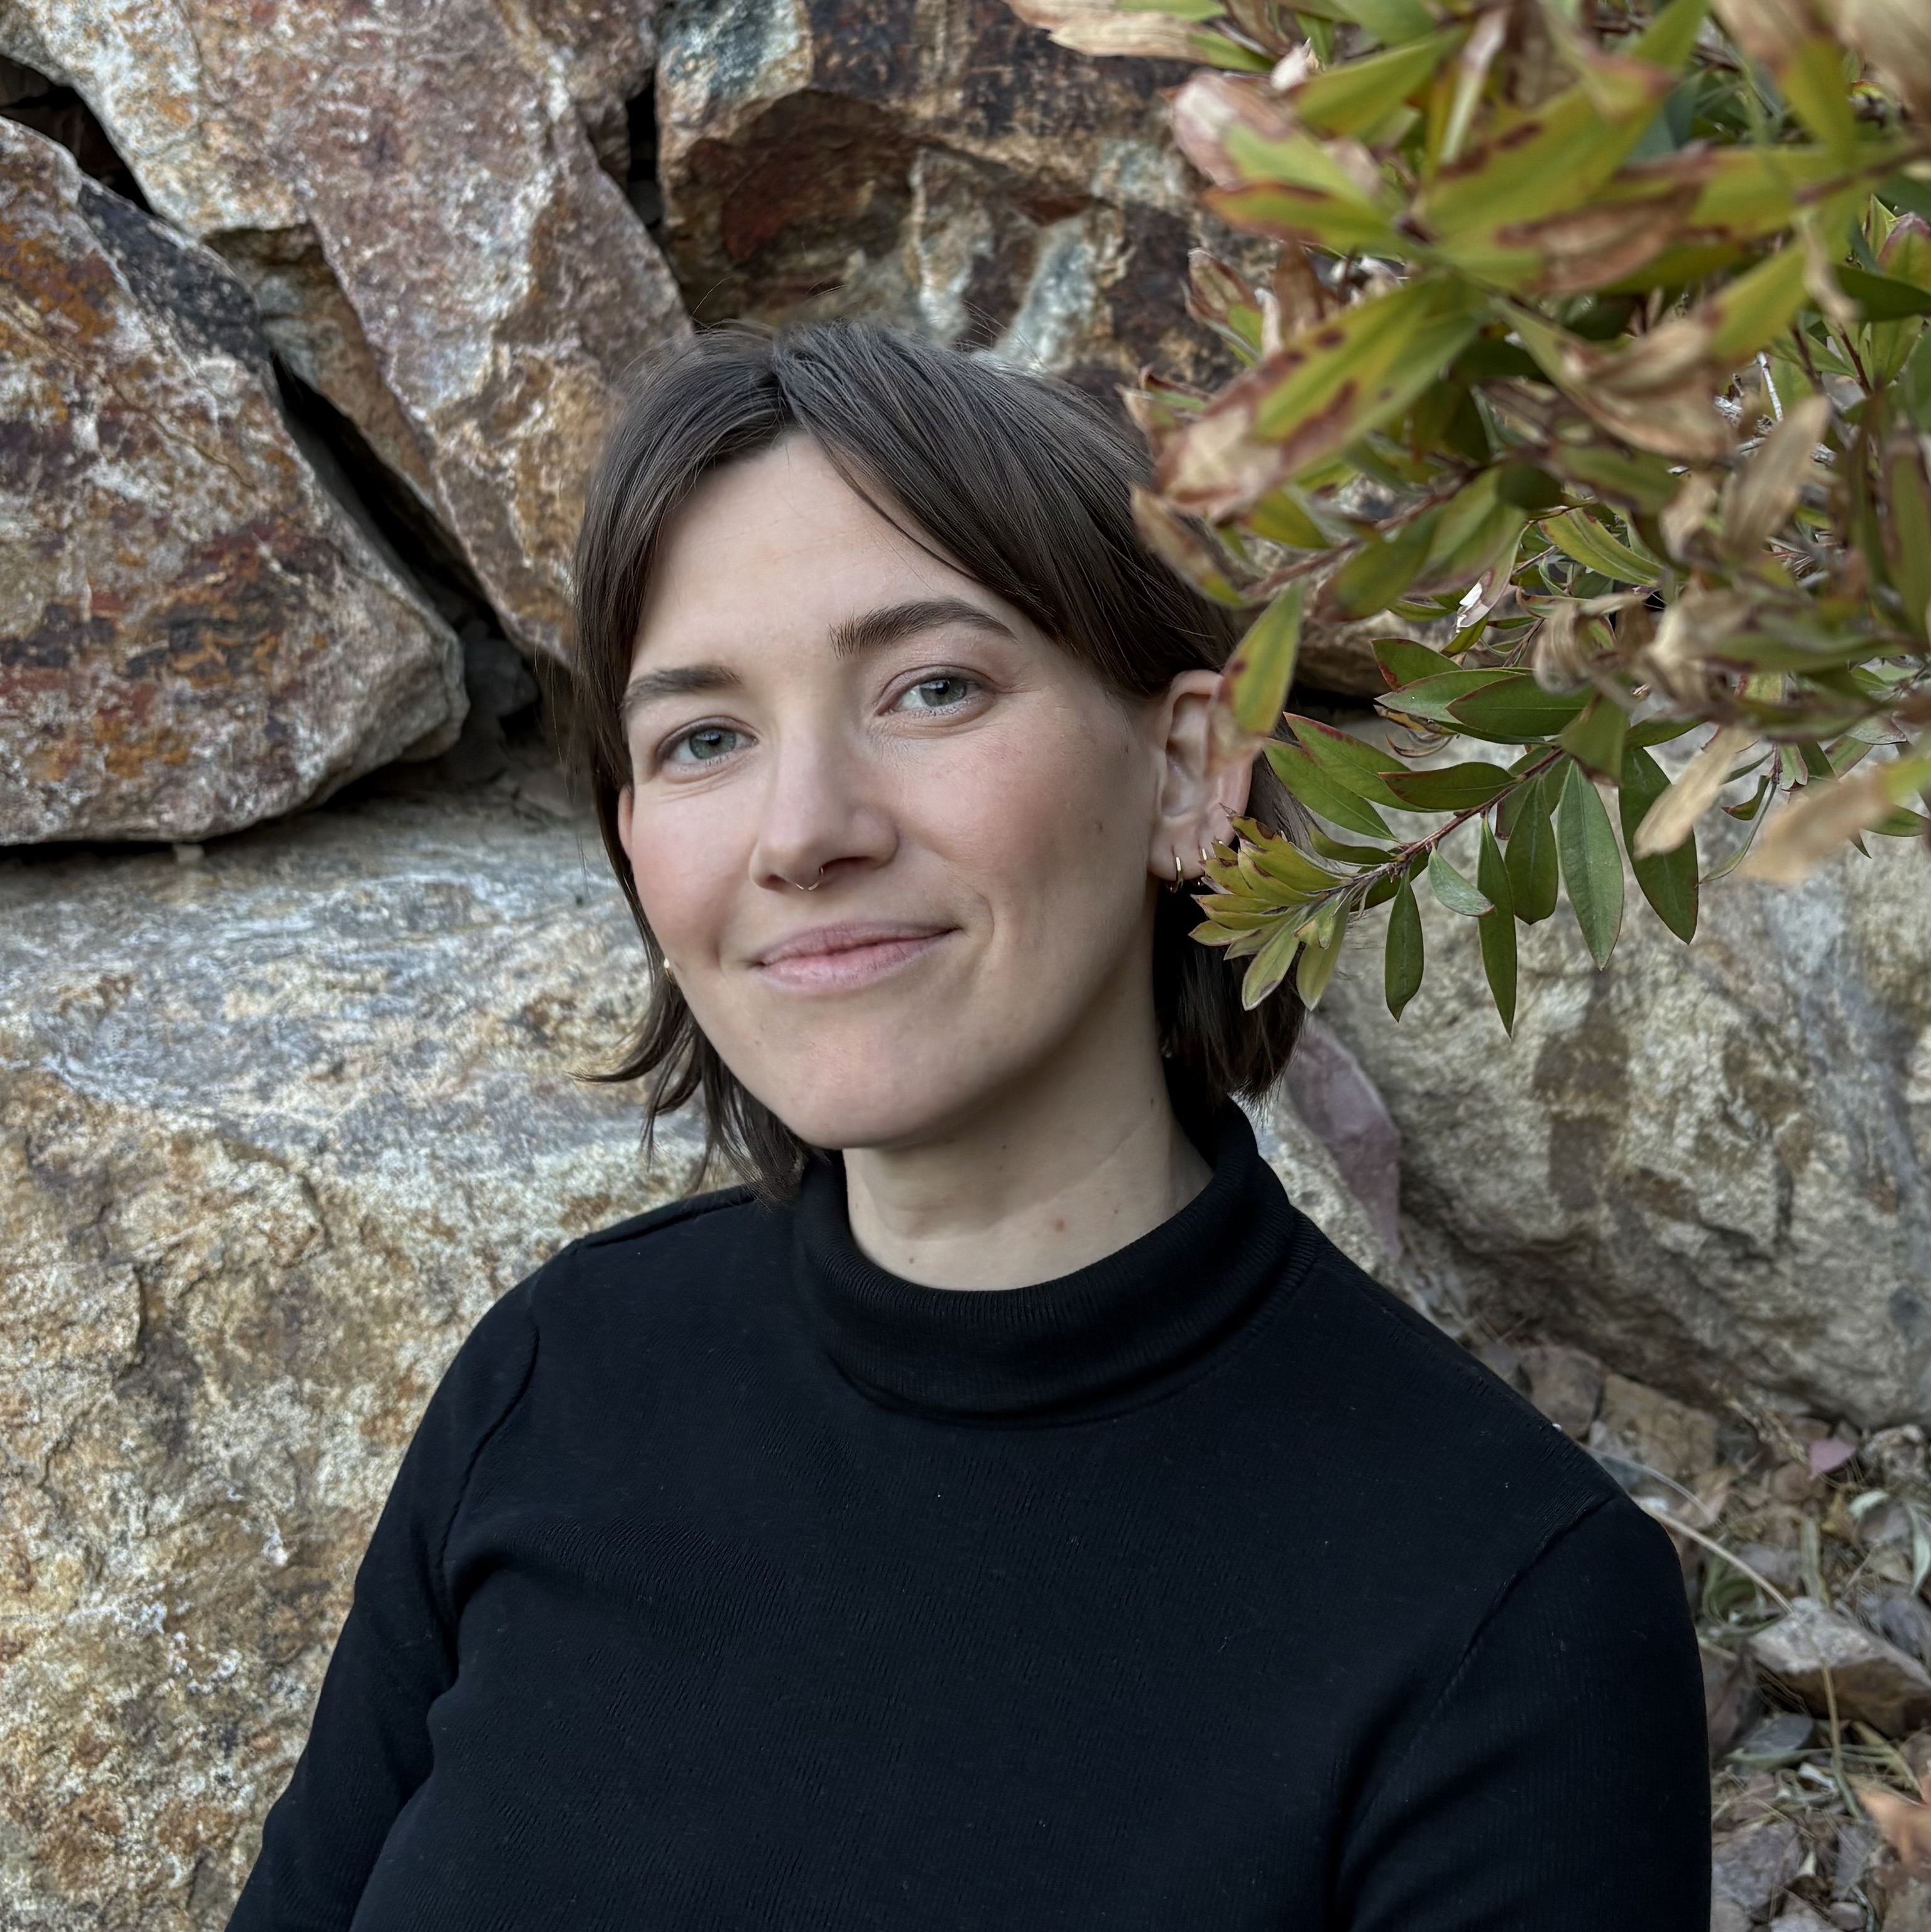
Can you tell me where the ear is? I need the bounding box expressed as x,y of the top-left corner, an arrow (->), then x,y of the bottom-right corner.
1152,669 -> 1252,884
616,784 -> 637,870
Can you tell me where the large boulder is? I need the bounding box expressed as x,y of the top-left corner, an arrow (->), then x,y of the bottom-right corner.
0,783 -> 705,1927
0,0 -> 687,662
0,120 -> 464,844
1320,833 -> 1931,1429
0,777 -> 1395,1928
655,0 -> 1244,396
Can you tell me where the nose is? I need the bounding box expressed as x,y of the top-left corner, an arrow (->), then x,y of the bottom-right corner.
747,730 -> 897,894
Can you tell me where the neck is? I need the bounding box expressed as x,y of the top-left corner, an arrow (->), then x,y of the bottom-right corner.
840,1009 -> 1212,1292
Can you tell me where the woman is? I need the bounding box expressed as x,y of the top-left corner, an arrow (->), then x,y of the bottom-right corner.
231,322 -> 1708,1929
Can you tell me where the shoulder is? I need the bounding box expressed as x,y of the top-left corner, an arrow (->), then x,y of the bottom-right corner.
1252,1219 -> 1643,1566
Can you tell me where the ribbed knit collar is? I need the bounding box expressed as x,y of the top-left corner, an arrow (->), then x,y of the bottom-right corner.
791,1104 -> 1311,1421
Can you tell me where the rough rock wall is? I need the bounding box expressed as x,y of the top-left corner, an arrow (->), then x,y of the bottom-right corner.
0,120 -> 465,843
0,0 -> 687,662
655,0 -> 1249,395
1323,836 -> 1931,1430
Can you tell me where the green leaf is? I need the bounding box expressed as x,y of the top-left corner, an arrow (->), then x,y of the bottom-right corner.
1203,181 -> 1409,256
1240,916 -> 1303,1009
1372,637 -> 1460,687
1245,489 -> 1328,549
1384,875 -> 1425,1018
1292,30 -> 1461,135
1448,675 -> 1591,743
1162,278 -> 1482,513
1619,744 -> 1699,941
1504,774 -> 1560,923
1556,691 -> 1631,779
1285,715 -> 1406,805
1264,741 -> 1396,838
1295,907 -> 1351,1007
1839,263 -> 1931,321
1329,507 -> 1442,618
1419,42 -> 1680,241
1225,582 -> 1305,736
1332,0 -> 1436,45
1542,442 -> 1682,515
1427,848 -> 1493,916
1540,510 -> 1661,586
1380,762 -> 1516,810
1376,667 -> 1518,727
1476,821 -> 1518,1033
1556,759 -> 1625,968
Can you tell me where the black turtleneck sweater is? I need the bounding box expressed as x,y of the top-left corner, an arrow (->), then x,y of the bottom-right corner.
230,1107 -> 1708,1930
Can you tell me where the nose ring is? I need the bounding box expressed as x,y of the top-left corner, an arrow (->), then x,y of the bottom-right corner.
794,868 -> 825,892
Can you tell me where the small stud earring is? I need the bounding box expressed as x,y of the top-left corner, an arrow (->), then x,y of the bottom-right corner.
662,958 -> 677,987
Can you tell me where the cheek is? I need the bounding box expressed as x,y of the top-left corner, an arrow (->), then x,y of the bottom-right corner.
915,697 -> 1152,922
625,796 -> 745,963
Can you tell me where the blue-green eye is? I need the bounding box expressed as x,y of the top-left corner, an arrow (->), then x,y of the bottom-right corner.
899,674 -> 976,711
668,725 -> 740,764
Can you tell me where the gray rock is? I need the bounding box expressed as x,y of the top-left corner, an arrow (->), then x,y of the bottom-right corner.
1766,1905 -> 1835,1932
1713,1817 -> 1805,1918
1518,1341 -> 1604,1440
1320,833 -> 1931,1429
1748,1600 -> 1931,1738
1283,1018 -> 1403,1266
0,785 -> 703,1926
0,121 -> 464,844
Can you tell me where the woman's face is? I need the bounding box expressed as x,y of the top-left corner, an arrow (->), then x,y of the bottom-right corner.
615,436 -> 1221,1155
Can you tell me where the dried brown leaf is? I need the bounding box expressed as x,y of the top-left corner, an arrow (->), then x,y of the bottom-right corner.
1720,394 -> 1832,556
1633,724 -> 1758,856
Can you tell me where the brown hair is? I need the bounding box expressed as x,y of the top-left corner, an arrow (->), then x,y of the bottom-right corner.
571,319 -> 1303,1198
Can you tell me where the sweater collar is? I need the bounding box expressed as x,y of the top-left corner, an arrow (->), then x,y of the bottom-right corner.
791,1104 -> 1310,1421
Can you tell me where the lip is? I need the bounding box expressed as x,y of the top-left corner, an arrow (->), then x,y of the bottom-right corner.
750,921 -> 955,991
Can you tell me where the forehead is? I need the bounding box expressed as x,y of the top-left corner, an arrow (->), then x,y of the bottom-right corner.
632,436 -> 1012,664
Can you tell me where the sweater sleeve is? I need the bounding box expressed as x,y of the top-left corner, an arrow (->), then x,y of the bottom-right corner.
227,1281 -> 539,1932
1337,1493 -> 1711,1931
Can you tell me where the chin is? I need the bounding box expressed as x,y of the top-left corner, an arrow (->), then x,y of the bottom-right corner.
746,1040 -> 1005,1155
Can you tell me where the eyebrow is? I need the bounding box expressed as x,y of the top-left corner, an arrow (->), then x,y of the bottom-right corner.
620,597 -> 1015,730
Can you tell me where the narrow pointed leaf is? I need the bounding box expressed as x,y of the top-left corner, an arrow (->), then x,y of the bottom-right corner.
1556,759 -> 1625,968
1240,916 -> 1304,1009
1295,908 -> 1351,1007
1427,848 -> 1493,916
1556,691 -> 1631,779
1379,762 -> 1516,810
1285,715 -> 1406,805
1540,510 -> 1661,586
1384,875 -> 1425,1018
1475,821 -> 1518,1033
1224,582 -> 1305,738
1505,774 -> 1560,923
1264,741 -> 1396,837
1618,744 -> 1699,941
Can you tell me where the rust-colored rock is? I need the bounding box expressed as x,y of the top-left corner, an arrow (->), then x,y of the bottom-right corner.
1748,1600 -> 1931,1738
0,121 -> 464,844
0,0 -> 687,662
655,0 -> 1251,397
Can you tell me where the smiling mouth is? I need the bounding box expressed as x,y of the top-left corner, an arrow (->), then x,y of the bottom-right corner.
752,923 -> 955,991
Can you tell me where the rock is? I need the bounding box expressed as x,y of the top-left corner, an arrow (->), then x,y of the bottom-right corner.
654,0 -> 1250,397
0,0 -> 687,662
1886,1882 -> 1931,1932
1704,1644 -> 1759,1759
1710,1901 -> 1754,1932
1733,1710 -> 1817,1769
0,784 -> 704,1927
1592,1372 -> 1722,1483
0,121 -> 464,844
1768,1906 -> 1837,1932
1320,831 -> 1931,1430
1749,1600 -> 1931,1738
1282,1017 -> 1403,1265
1246,1092 -> 1394,1288
1518,1341 -> 1605,1440
1866,1427 -> 1931,1505
1714,1817 -> 1806,1919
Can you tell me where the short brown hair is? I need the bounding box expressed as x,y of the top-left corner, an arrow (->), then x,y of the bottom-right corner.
571,320 -> 1303,1197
